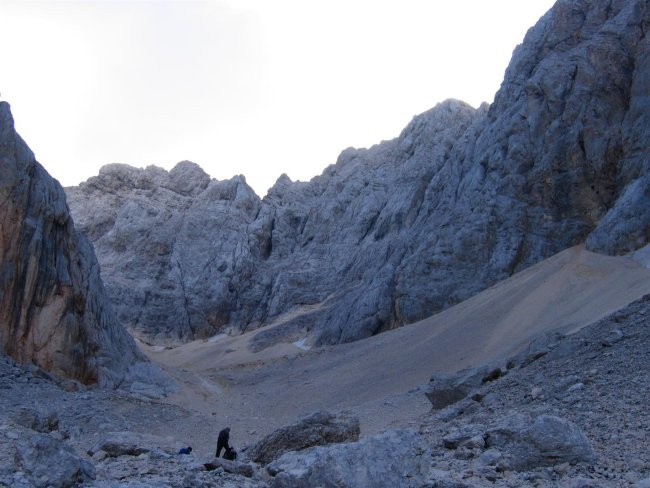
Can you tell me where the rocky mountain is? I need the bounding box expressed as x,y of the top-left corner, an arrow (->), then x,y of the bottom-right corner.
67,0 -> 650,347
0,102 -> 171,393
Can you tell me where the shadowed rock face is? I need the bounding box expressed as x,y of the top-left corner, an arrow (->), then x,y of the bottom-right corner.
0,102 -> 146,386
67,0 -> 650,348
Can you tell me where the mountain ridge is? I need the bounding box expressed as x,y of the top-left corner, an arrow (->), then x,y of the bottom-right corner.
67,0 -> 650,348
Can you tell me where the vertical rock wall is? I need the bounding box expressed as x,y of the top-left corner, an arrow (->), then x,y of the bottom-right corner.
0,102 -> 151,386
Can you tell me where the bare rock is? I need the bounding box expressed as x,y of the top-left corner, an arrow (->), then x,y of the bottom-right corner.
442,425 -> 485,450
203,457 -> 255,477
267,429 -> 429,488
66,0 -> 650,350
0,101 -> 159,388
13,407 -> 59,433
88,431 -> 173,458
246,410 -> 360,465
15,433 -> 95,488
485,413 -> 596,471
601,328 -> 624,347
424,365 -> 504,410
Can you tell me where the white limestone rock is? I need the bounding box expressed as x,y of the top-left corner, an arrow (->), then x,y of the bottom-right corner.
66,0 -> 650,347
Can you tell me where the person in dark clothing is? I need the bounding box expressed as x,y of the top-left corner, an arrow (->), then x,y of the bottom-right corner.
215,427 -> 231,458
178,446 -> 192,455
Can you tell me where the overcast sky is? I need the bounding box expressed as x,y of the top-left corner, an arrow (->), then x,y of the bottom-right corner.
0,0 -> 556,196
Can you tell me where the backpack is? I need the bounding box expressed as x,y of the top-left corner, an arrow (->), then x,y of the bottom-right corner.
223,447 -> 237,461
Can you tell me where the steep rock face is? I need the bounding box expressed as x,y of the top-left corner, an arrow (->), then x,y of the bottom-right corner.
393,0 -> 650,323
67,162 -> 260,343
68,0 -> 650,347
0,102 -> 155,387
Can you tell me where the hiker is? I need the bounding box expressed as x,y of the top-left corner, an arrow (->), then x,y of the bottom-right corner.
178,446 -> 192,455
215,427 -> 231,458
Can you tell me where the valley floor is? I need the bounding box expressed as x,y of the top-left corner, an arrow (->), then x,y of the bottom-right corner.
142,246 -> 650,455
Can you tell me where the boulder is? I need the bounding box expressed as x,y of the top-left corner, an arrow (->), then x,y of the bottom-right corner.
485,413 -> 596,471
246,410 -> 360,465
442,425 -> 485,450
13,407 -> 59,433
267,429 -> 429,488
87,431 -> 173,458
203,457 -> 254,478
15,433 -> 95,488
424,365 -> 504,410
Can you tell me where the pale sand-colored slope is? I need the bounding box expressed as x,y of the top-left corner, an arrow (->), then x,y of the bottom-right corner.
143,246 -> 650,456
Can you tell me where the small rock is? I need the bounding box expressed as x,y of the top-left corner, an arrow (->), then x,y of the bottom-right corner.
92,450 -> 108,462
443,425 -> 484,449
635,478 -> 650,488
13,408 -> 59,433
567,383 -> 585,393
475,448 -> 502,467
560,477 -> 600,488
531,387 -> 544,400
601,329 -> 624,347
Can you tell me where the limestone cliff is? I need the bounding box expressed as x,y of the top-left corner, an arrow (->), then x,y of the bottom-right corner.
67,0 -> 650,348
0,102 -> 167,390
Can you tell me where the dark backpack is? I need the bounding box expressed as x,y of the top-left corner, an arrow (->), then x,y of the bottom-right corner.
223,447 -> 237,461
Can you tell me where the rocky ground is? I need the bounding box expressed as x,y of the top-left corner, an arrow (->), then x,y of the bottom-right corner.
416,294 -> 650,487
1,294 -> 649,487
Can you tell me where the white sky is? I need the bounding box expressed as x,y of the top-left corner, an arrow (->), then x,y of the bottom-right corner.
0,0 -> 556,196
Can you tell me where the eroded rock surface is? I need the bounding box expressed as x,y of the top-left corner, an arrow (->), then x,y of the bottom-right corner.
266,429 -> 429,488
67,0 -> 650,348
245,410 -> 360,465
0,102 -> 168,390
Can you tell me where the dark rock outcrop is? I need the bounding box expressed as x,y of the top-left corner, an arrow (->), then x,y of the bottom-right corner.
245,410 -> 360,465
0,102 -> 169,390
67,0 -> 650,347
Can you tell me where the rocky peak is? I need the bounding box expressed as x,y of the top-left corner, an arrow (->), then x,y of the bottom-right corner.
84,161 -> 210,196
166,161 -> 210,196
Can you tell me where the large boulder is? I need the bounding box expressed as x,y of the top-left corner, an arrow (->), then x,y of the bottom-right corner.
246,410 -> 360,465
15,432 -> 95,488
485,413 -> 596,471
266,429 -> 429,488
424,364 -> 504,410
0,102 -> 166,389
203,457 -> 255,478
